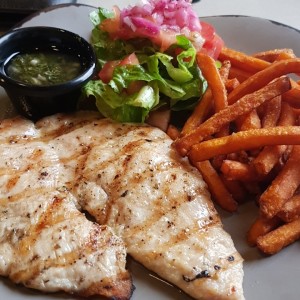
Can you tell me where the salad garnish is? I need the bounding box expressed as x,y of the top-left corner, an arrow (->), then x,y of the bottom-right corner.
83,0 -> 224,123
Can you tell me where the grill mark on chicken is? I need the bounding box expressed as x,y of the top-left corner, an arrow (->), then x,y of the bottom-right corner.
11,195 -> 81,282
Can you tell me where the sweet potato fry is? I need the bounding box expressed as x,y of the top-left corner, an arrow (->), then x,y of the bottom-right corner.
188,126 -> 300,162
228,58 -> 300,105
219,60 -> 231,82
253,48 -> 296,62
220,174 -> 248,203
225,78 -> 240,93
181,88 -> 213,135
275,51 -> 297,61
228,67 -> 252,82
259,145 -> 300,218
236,109 -> 261,131
260,96 -> 282,128
253,145 -> 288,176
282,86 -> 300,109
252,102 -> 296,175
166,124 -> 180,140
257,217 -> 300,255
219,47 -> 271,73
277,194 -> 300,222
196,53 -> 228,112
247,216 -> 281,246
220,159 -> 258,182
174,76 -> 291,156
194,160 -> 238,212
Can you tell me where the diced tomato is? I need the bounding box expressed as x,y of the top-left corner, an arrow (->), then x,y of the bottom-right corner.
201,34 -> 224,59
158,29 -> 178,52
119,53 -> 140,66
100,6 -> 121,36
199,21 -> 215,42
98,60 -> 120,83
126,80 -> 145,95
98,53 -> 140,84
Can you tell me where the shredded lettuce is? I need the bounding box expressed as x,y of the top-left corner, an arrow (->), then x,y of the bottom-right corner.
82,7 -> 207,123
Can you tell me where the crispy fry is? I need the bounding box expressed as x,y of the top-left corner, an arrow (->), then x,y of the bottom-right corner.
282,86 -> 300,109
228,67 -> 252,82
219,47 -> 271,73
228,58 -> 300,105
236,109 -> 261,131
194,160 -> 238,212
275,51 -> 297,61
259,145 -> 300,218
247,216 -> 281,247
257,217 -> 300,255
219,60 -> 231,82
225,78 -> 240,93
188,126 -> 300,162
220,159 -> 258,182
252,102 -> 296,175
196,53 -> 228,112
253,48 -> 296,62
253,145 -> 288,176
260,96 -> 282,128
181,88 -> 213,135
277,194 -> 300,222
174,76 -> 291,156
166,124 -> 180,140
220,174 -> 248,203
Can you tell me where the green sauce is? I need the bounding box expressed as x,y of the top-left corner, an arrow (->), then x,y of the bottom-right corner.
6,51 -> 82,86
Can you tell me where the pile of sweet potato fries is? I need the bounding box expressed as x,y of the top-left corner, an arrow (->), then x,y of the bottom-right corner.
169,46 -> 300,255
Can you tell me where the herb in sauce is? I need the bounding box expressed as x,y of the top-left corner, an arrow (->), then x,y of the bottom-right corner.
6,51 -> 81,86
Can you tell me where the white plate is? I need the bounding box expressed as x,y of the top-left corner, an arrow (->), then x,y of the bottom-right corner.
1,4 -> 300,300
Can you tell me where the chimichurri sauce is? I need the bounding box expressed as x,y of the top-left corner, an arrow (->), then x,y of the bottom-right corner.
6,51 -> 82,86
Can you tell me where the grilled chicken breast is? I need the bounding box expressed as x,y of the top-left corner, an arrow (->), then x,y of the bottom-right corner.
0,113 -> 132,299
0,111 -> 244,300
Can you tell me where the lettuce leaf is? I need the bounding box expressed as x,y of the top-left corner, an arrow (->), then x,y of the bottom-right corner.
84,80 -> 159,123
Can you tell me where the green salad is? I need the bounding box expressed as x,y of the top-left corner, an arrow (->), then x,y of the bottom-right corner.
82,0 -> 221,123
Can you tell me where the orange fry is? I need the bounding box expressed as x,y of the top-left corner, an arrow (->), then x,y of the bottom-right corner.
260,96 -> 282,128
236,109 -> 261,131
247,216 -> 281,247
253,145 -> 288,176
228,58 -> 300,105
219,47 -> 271,73
166,124 -> 180,140
220,174 -> 248,203
252,102 -> 296,175
194,160 -> 238,212
220,160 -> 258,182
174,76 -> 291,156
253,48 -> 296,62
282,86 -> 300,109
196,53 -> 228,112
228,67 -> 252,82
219,60 -> 231,82
225,78 -> 240,93
257,217 -> 300,255
259,145 -> 300,218
188,126 -> 300,162
181,88 -> 213,135
277,194 -> 300,222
